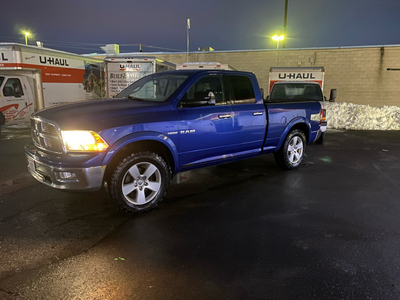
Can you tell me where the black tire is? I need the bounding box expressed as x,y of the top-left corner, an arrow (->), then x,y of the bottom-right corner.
109,151 -> 170,214
274,129 -> 306,170
315,132 -> 325,144
0,112 -> 5,135
0,112 -> 5,126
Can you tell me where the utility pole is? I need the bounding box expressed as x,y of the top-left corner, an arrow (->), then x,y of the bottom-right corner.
187,19 -> 190,62
283,0 -> 288,48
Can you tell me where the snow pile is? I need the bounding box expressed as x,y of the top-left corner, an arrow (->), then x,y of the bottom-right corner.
326,102 -> 400,130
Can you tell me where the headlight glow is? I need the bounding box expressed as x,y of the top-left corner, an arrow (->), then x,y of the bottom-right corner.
61,130 -> 109,152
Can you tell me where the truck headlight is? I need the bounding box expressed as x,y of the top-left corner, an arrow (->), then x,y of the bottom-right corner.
61,130 -> 109,152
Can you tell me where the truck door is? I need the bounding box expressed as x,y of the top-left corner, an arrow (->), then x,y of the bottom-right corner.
225,75 -> 266,155
0,76 -> 34,125
177,75 -> 234,167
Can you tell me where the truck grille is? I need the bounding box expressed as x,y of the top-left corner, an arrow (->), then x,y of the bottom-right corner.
31,118 -> 64,154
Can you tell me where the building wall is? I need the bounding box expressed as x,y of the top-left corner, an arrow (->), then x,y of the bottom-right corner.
153,46 -> 400,107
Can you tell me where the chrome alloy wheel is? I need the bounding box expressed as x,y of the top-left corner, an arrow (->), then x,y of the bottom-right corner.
121,162 -> 162,205
287,136 -> 304,164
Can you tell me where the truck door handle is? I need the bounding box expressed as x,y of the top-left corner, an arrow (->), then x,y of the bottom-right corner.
218,114 -> 232,119
253,112 -> 263,116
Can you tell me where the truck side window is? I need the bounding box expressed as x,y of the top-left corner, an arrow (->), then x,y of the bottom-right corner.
182,76 -> 225,105
3,78 -> 24,97
226,75 -> 255,104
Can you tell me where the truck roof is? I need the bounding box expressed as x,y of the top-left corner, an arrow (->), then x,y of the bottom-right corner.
104,56 -> 157,62
272,81 -> 321,86
162,69 -> 253,76
269,67 -> 325,72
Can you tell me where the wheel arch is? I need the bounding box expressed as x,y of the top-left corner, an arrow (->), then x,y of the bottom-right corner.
102,133 -> 178,185
275,118 -> 310,152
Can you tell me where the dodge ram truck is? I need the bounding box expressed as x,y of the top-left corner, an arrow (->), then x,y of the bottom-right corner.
25,70 -> 326,214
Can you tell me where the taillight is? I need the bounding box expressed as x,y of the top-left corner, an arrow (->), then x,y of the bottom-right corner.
319,109 -> 326,125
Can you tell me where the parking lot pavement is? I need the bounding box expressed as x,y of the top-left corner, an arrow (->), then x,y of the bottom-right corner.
1,130 -> 400,299
0,128 -> 37,194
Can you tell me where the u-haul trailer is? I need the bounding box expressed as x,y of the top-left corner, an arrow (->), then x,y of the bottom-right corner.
104,56 -> 175,97
0,43 -> 105,127
268,67 -> 325,93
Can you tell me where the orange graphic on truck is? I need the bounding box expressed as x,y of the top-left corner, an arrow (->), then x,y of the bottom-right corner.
0,103 -> 33,123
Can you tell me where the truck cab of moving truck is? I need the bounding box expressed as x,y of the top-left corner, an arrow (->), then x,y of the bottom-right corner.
0,75 -> 34,127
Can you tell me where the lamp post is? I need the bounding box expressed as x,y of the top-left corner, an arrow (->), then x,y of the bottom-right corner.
23,31 -> 31,45
283,0 -> 288,48
272,35 -> 284,49
186,18 -> 190,62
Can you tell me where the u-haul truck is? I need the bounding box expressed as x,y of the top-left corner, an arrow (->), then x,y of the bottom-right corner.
268,67 -> 325,93
104,57 -> 175,97
0,43 -> 105,127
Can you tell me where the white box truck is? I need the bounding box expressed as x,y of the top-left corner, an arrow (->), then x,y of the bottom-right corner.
268,67 -> 325,93
104,57 -> 175,97
0,43 -> 105,127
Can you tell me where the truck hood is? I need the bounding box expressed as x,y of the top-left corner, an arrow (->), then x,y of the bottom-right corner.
33,98 -> 161,131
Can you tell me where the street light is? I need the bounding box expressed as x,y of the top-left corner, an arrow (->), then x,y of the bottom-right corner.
23,31 -> 31,45
272,35 -> 284,49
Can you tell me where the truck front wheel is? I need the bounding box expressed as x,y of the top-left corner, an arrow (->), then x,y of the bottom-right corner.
274,129 -> 306,170
109,152 -> 170,214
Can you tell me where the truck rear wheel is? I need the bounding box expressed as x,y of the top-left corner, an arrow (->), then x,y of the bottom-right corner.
109,152 -> 170,214
274,129 -> 306,170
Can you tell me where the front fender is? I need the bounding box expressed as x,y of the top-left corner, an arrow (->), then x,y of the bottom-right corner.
102,131 -> 179,172
275,117 -> 311,151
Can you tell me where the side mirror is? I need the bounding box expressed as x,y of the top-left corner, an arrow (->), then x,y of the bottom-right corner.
329,89 -> 337,102
205,91 -> 216,105
180,91 -> 216,108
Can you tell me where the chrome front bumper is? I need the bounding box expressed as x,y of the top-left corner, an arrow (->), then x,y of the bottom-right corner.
25,145 -> 106,191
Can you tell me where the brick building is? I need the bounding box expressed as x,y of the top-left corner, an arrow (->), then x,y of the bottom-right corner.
96,45 -> 400,107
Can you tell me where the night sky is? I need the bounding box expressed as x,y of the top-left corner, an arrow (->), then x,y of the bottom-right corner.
1,0 -> 399,54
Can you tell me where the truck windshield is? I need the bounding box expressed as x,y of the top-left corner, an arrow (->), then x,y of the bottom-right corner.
0,76 -> 4,87
270,83 -> 323,102
116,73 -> 189,102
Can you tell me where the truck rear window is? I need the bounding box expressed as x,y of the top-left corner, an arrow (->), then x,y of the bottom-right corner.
270,83 -> 322,102
225,75 -> 255,104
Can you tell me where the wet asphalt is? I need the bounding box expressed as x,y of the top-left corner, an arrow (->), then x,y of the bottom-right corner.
1,129 -> 400,299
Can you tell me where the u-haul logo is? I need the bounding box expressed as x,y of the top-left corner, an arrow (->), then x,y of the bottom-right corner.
39,56 -> 69,66
119,64 -> 141,71
278,73 -> 316,79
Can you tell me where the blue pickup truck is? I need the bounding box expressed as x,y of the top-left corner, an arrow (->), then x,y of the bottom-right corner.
25,70 -> 326,213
